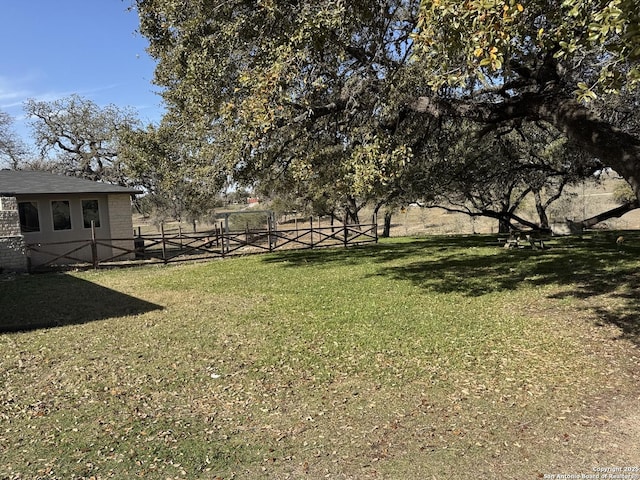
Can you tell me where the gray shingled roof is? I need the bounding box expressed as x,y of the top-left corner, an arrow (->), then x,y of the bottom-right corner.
0,170 -> 141,195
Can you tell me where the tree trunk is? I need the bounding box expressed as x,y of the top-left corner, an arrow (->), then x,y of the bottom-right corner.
533,190 -> 550,229
533,96 -> 640,203
579,200 -> 639,228
498,217 -> 511,233
382,211 -> 393,237
345,196 -> 361,225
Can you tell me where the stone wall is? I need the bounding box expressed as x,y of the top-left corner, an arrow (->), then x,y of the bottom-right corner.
0,196 -> 28,272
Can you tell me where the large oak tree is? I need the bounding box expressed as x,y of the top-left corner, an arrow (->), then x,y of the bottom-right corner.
25,95 -> 140,184
133,0 -> 640,206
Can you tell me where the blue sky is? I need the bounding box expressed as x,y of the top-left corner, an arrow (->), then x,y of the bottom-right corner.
0,1 -> 164,142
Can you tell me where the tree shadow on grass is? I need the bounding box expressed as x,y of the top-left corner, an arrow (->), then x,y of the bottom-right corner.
376,234 -> 640,345
381,240 -> 637,295
262,235 -> 494,267
0,273 -> 163,333
264,233 -> 640,345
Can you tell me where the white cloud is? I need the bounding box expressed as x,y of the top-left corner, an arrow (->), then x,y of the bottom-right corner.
0,74 -> 110,113
0,76 -> 32,109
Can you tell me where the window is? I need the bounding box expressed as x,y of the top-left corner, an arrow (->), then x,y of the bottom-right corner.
82,200 -> 100,228
18,201 -> 40,232
52,200 -> 72,230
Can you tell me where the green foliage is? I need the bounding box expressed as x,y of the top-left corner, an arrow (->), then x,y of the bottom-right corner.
347,135 -> 413,196
134,0 -> 640,211
120,122 -> 225,222
413,0 -> 640,96
135,0 -> 421,208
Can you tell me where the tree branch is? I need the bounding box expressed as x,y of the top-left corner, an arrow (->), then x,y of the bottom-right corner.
578,200 -> 640,228
407,93 -> 640,201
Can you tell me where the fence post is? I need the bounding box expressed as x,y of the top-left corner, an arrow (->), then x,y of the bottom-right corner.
343,219 -> 348,247
373,213 -> 378,243
310,216 -> 314,248
91,221 -> 99,269
224,217 -> 230,255
267,215 -> 273,252
161,223 -> 167,263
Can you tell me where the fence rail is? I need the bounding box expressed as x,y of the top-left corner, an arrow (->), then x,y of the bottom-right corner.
26,220 -> 378,271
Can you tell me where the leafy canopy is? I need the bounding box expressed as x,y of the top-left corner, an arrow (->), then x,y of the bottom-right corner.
24,95 -> 140,184
413,0 -> 640,99
135,0 -> 640,210
136,0 -> 419,200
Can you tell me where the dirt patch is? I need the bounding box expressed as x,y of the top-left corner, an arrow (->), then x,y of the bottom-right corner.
598,402 -> 640,465
542,395 -> 640,473
495,290 -> 640,474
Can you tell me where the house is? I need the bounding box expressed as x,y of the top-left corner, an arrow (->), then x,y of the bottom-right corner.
0,170 -> 140,271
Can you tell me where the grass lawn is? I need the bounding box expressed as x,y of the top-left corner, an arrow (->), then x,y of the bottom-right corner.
1,234 -> 639,479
